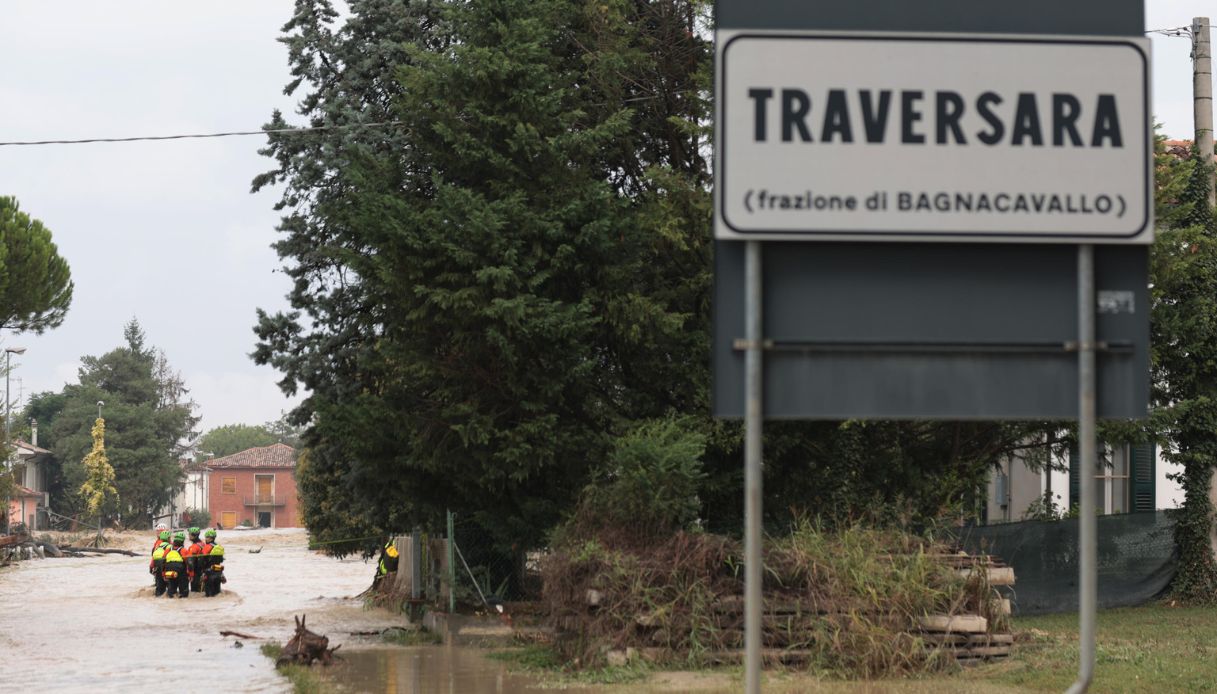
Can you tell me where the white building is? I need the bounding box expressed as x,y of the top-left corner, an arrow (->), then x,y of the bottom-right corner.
986,442 -> 1162,523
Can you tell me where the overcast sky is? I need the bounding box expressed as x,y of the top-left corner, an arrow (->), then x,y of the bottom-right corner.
0,1 -> 1212,441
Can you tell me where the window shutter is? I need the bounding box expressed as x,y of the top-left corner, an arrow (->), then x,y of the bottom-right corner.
1129,442 -> 1156,512
1069,446 -> 1080,510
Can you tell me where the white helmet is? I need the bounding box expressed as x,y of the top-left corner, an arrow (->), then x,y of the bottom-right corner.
156,523 -> 168,532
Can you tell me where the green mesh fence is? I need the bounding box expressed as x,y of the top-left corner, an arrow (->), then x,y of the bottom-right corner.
449,514 -> 539,605
951,510 -> 1176,615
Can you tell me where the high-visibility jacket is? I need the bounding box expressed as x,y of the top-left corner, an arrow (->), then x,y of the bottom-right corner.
162,546 -> 186,580
150,540 -> 170,570
377,541 -> 399,576
150,543 -> 170,569
206,544 -> 225,574
182,541 -> 204,577
199,542 -> 214,570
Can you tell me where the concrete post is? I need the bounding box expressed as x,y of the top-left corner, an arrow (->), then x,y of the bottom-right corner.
1195,17 -> 1214,206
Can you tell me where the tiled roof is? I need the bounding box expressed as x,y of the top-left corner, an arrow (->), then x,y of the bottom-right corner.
205,443 -> 297,470
1163,139 -> 1217,161
13,439 -> 50,455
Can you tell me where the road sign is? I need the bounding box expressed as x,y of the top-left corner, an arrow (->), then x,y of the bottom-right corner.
716,32 -> 1152,243
712,242 -> 1148,419
714,3 -> 1148,692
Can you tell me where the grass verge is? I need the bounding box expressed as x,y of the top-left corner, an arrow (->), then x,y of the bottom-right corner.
489,644 -> 652,685
957,604 -> 1217,692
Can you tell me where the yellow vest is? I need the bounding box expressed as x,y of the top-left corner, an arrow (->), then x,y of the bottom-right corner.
163,547 -> 185,578
208,544 -> 225,571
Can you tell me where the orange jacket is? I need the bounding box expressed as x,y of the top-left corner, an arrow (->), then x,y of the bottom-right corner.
182,541 -> 204,576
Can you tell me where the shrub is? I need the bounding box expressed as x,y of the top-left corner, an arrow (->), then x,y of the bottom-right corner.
556,416 -> 706,547
181,508 -> 211,528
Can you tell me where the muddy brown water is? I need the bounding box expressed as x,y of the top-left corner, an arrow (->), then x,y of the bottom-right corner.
0,528 -> 554,693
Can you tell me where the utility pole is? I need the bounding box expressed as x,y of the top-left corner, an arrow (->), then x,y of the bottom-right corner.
1195,17 -> 1214,207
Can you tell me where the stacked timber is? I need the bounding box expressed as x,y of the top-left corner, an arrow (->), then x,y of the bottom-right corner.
593,551 -> 1016,667
916,553 -> 1016,664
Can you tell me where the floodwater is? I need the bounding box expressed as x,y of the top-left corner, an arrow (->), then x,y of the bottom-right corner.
317,646 -> 554,693
0,528 -> 549,693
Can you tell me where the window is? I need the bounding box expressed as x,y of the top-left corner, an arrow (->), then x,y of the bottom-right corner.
222,477 -> 236,494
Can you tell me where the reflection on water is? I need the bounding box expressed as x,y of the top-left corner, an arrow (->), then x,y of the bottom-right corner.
322,646 -> 551,694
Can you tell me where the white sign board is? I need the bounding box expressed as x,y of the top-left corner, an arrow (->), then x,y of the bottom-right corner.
715,32 -> 1152,243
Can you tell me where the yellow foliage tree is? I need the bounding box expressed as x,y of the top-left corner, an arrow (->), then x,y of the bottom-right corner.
79,417 -> 117,517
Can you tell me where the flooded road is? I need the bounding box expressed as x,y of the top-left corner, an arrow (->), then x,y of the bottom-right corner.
319,646 -> 557,693
0,528 -> 545,693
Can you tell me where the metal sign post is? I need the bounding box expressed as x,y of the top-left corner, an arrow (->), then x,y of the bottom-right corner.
743,241 -> 763,694
1068,245 -> 1098,693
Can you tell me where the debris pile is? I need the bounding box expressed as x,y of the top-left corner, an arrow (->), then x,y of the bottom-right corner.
275,614 -> 341,668
2,533 -> 137,562
543,523 -> 1012,677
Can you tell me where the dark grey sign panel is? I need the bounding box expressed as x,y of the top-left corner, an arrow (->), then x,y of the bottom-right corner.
713,243 -> 1148,419
716,0 -> 1142,35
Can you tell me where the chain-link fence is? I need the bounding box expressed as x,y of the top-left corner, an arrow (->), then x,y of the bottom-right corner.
951,510 -> 1176,615
449,512 -> 539,606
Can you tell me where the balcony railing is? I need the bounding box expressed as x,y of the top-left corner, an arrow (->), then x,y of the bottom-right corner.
243,495 -> 286,507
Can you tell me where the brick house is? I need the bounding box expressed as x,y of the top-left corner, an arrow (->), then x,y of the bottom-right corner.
206,443 -> 300,529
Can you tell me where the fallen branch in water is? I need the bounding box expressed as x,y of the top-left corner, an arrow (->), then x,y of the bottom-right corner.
220,630 -> 263,640
59,546 -> 138,556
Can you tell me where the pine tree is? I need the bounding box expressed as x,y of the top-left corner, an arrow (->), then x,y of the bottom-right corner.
27,320 -> 198,524
0,196 -> 73,334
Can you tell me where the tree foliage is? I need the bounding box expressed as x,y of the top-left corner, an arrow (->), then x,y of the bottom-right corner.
1151,135 -> 1217,601
26,320 -> 198,525
0,196 -> 73,334
78,418 -> 117,518
255,0 -> 1061,549
256,0 -> 713,548
198,423 -> 280,458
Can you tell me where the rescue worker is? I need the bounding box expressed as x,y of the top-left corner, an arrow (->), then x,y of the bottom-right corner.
182,526 -> 205,594
150,530 -> 172,596
163,533 -> 189,598
151,522 -> 168,551
202,528 -> 226,597
373,539 -> 399,589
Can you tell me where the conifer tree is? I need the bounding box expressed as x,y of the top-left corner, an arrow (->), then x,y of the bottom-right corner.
0,196 -> 73,334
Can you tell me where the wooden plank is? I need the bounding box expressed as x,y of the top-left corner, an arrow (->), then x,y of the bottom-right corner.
962,633 -> 1014,645
954,642 -> 1012,652
957,566 -> 1016,585
918,614 -> 988,633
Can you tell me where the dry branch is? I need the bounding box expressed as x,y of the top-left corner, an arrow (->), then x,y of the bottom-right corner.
275,614 -> 341,668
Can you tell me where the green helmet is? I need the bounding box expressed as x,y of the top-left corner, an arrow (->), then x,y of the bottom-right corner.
173,531 -> 185,542
189,526 -> 201,536
204,528 -> 216,539
158,530 -> 170,541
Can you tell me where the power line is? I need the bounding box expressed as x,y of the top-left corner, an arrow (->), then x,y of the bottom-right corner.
1146,26 -> 1192,38
0,120 -> 402,147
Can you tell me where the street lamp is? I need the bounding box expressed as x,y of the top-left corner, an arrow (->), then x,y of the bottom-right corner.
5,347 -> 26,443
